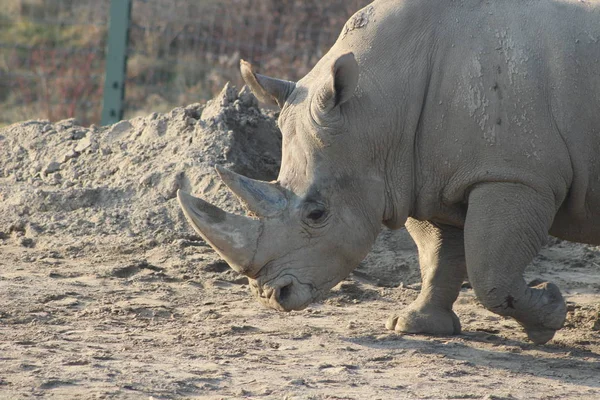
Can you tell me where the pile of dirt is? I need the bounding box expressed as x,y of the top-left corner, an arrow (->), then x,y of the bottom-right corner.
0,83 -> 418,286
0,84 -> 280,250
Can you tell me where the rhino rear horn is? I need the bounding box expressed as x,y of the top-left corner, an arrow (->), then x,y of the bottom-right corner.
177,190 -> 261,276
240,60 -> 296,108
216,165 -> 287,217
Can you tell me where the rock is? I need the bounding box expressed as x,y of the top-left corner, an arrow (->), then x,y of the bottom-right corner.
29,162 -> 42,175
55,118 -> 78,130
74,136 -> 92,153
100,147 -> 112,156
592,313 -> 600,331
20,237 -> 35,248
61,149 -> 79,163
238,85 -> 258,108
70,129 -> 87,140
219,82 -> 237,106
138,172 -> 156,187
201,83 -> 239,122
44,161 -> 61,175
41,124 -> 54,134
288,378 -> 306,386
106,120 -> 133,143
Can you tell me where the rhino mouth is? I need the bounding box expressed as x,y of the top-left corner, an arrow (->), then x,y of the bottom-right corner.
249,275 -> 316,312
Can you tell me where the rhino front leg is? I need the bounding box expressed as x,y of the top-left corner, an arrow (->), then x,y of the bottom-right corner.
386,219 -> 466,335
465,183 -> 567,344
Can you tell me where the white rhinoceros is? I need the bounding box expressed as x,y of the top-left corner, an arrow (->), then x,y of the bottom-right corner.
178,0 -> 600,344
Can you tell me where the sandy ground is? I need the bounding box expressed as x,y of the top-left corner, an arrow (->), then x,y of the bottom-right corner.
0,86 -> 599,399
0,231 -> 599,399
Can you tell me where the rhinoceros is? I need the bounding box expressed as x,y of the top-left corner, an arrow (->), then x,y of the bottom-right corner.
178,0 -> 600,344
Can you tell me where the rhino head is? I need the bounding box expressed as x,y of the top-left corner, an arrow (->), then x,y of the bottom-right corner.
178,52 -> 401,311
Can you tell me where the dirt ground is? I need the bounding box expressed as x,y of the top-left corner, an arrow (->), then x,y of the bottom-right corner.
1,86 -> 599,399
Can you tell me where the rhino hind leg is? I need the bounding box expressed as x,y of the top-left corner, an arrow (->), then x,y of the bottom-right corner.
386,219 -> 466,335
464,183 -> 567,344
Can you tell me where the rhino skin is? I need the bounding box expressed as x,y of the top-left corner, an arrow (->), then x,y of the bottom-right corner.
178,0 -> 600,344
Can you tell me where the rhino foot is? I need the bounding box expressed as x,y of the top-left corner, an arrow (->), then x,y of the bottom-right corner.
386,302 -> 461,335
518,282 -> 567,345
523,327 -> 559,345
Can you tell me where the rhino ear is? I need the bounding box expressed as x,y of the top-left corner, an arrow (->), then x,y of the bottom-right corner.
240,60 -> 296,108
315,52 -> 359,114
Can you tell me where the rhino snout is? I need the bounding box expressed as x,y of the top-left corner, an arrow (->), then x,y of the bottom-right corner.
250,275 -> 313,312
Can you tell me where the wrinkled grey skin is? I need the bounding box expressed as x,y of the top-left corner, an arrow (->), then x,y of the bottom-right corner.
178,0 -> 600,344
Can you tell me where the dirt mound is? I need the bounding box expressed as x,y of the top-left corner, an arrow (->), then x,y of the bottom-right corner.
0,84 -> 280,250
0,83 -> 418,285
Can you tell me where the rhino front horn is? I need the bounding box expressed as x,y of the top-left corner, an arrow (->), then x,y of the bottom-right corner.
177,190 -> 260,276
215,165 -> 287,217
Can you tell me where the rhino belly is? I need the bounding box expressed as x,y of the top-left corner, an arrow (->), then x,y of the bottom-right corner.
550,188 -> 600,246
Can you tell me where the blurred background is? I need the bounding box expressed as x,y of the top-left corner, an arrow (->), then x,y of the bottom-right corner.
0,0 -> 369,127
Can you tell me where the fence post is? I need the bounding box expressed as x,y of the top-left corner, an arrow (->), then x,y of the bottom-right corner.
101,0 -> 132,126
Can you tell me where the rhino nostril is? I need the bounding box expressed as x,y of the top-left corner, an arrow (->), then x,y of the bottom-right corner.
278,283 -> 293,303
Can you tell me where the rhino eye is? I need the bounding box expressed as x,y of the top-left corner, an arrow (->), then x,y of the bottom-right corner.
302,203 -> 328,227
307,209 -> 325,221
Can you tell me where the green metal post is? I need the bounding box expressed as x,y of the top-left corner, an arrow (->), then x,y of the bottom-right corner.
101,0 -> 132,126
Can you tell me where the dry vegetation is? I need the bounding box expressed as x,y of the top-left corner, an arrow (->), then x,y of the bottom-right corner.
0,0 -> 107,126
0,0 -> 369,126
